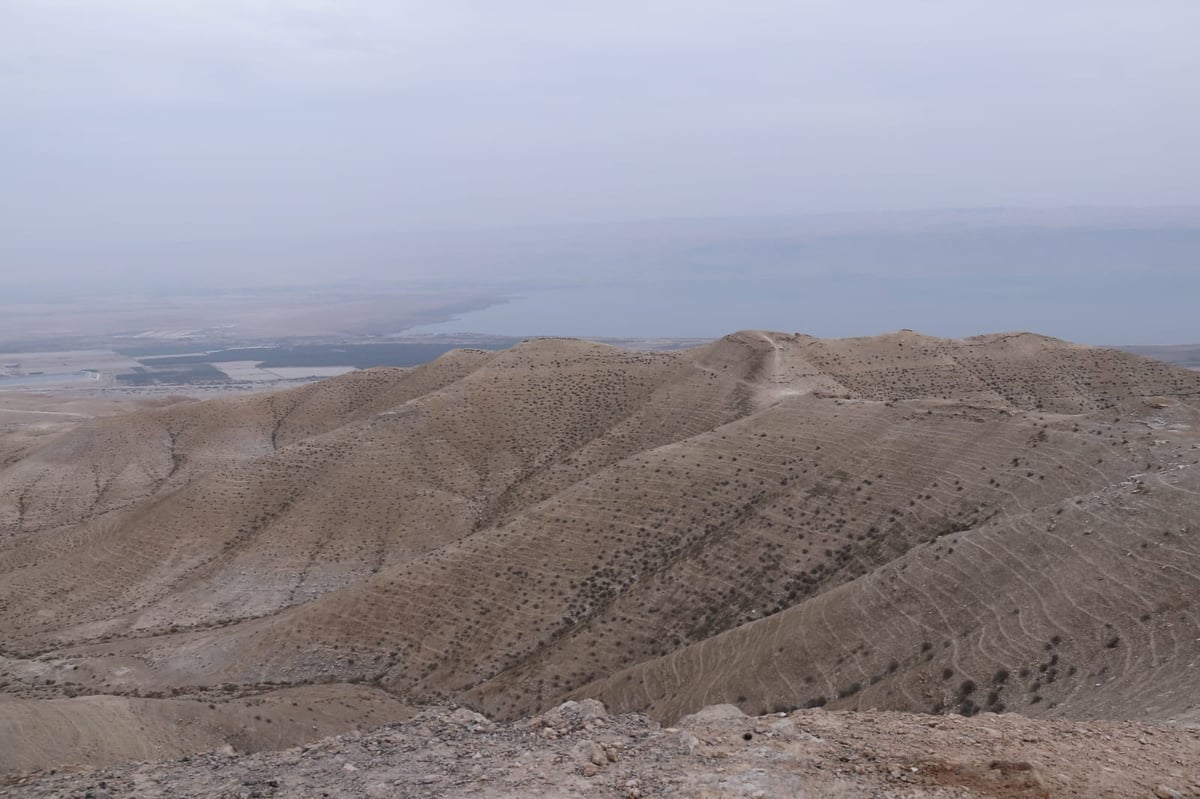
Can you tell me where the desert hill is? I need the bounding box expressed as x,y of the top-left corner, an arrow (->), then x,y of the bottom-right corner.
0,684 -> 413,774
1,330 -> 1199,774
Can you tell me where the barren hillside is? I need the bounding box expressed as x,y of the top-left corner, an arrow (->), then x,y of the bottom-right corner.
1,330 -> 1198,776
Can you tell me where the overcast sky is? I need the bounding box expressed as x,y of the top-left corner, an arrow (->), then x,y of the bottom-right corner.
4,1 -> 1198,245
2,2 -> 1199,342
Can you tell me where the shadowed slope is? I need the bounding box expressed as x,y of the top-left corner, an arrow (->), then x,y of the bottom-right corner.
0,331 -> 1193,736
0,683 -> 413,773
575,452 -> 1200,724
0,351 -> 493,539
0,341 -> 693,648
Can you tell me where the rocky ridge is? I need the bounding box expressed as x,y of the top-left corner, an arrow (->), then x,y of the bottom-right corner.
6,701 -> 1198,798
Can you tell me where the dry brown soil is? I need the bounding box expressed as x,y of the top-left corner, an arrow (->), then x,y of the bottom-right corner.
1,330 -> 1198,788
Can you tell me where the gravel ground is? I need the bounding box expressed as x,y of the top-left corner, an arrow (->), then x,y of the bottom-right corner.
4,701 -> 1197,798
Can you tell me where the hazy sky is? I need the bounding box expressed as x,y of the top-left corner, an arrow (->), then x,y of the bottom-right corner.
2,2 -> 1199,342
4,1 -> 1199,246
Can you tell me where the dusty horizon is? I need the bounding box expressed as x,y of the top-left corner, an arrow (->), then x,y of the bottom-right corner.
5,1 -> 1200,342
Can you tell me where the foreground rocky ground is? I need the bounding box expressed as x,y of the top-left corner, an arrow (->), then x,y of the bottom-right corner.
4,702 -> 1197,798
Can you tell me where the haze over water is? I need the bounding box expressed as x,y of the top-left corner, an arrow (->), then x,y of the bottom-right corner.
3,2 -> 1199,342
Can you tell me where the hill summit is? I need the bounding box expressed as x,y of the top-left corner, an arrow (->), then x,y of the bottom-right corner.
2,330 -> 1199,776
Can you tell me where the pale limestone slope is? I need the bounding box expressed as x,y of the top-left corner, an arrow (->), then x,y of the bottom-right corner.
0,331 -> 1197,740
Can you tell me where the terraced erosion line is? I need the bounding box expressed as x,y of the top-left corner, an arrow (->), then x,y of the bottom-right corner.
0,329 -> 1199,782
0,410 -> 92,418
